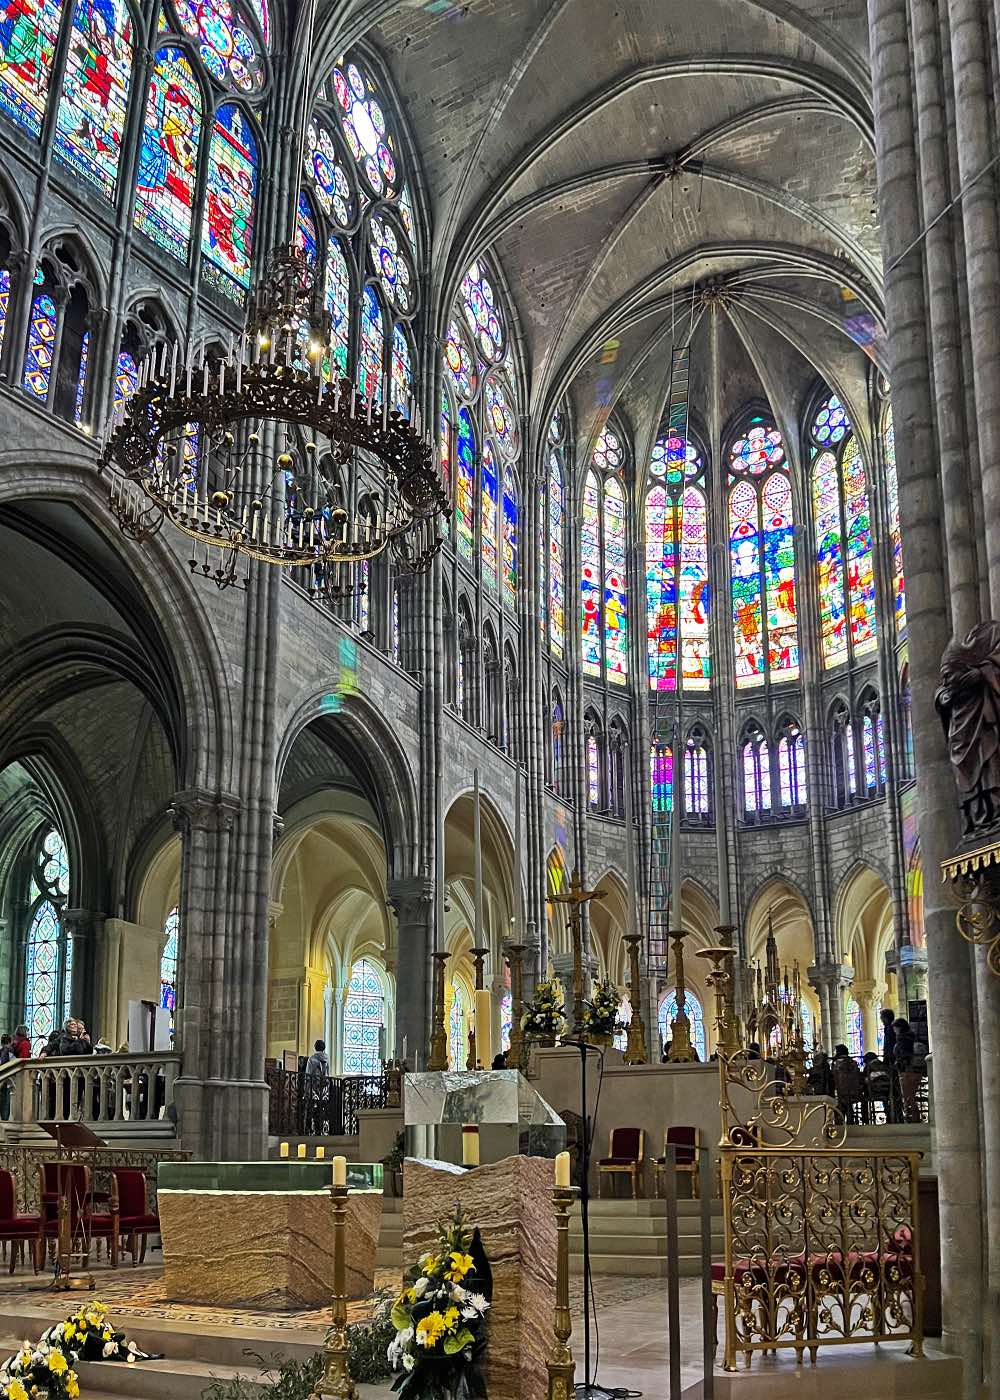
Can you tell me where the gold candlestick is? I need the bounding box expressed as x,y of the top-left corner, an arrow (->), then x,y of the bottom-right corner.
546,1185 -> 577,1400
470,946 -> 489,1066
547,869 -> 606,1029
714,924 -> 742,1055
667,927 -> 695,1061
622,932 -> 648,1064
309,1184 -> 357,1399
505,942 -> 526,1070
427,949 -> 450,1071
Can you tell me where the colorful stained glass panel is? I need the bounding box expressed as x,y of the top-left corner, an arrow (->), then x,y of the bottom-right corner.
73,329 -> 90,424
842,437 -> 877,655
501,464 -> 517,608
0,268 -> 9,363
390,322 -> 411,414
459,259 -> 503,362
22,291 -> 56,400
134,47 -> 202,260
324,236 -> 349,375
0,0 -> 62,137
604,475 -> 627,684
358,284 -> 383,406
812,393 -> 851,445
650,743 -> 672,813
160,906 -> 178,1013
581,471 -> 601,676
587,733 -> 600,807
445,319 -> 475,399
343,958 -> 384,1075
680,485 -> 710,689
762,472 -> 799,680
306,119 -> 352,227
174,0 -> 264,93
481,440 -> 498,591
201,103 -> 257,299
813,449 -> 846,666
55,0 -> 134,198
884,413 -> 906,628
295,190 -> 318,264
548,453 -> 565,657
729,479 -> 763,686
456,405 -> 475,560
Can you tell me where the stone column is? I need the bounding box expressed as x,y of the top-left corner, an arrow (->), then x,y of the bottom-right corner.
387,878 -> 434,1068
868,0 -> 985,1384
851,978 -> 879,1055
62,908 -> 100,1032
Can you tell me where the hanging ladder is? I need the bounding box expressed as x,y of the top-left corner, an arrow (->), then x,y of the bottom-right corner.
647,343 -> 691,983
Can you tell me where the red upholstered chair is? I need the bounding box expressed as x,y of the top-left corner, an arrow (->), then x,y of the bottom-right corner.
597,1127 -> 645,1198
0,1169 -> 41,1273
111,1168 -> 159,1265
37,1163 -> 119,1269
655,1126 -> 702,1199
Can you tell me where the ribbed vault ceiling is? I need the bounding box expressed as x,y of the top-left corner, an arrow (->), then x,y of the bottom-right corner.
324,0 -> 880,459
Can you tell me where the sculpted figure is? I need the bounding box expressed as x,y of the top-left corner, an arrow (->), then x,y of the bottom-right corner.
936,621 -> 1000,833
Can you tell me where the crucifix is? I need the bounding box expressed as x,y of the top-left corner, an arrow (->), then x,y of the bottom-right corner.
547,868 -> 607,1029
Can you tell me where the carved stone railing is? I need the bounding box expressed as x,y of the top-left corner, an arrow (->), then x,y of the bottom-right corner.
0,1053 -> 181,1135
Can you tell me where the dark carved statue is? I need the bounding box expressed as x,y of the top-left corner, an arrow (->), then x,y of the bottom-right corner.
936,621 -> 1000,834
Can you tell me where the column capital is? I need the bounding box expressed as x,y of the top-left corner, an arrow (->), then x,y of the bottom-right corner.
386,876 -> 435,928
849,977 -> 878,1008
807,961 -> 854,991
169,789 -> 241,836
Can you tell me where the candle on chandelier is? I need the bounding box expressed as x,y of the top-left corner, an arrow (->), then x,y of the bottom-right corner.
462,1125 -> 480,1168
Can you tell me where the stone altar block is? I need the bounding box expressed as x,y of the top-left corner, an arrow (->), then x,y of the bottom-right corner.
403,1156 -> 555,1400
158,1188 -> 381,1309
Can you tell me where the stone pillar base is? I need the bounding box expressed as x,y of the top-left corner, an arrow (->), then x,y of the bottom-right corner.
174,1076 -> 269,1159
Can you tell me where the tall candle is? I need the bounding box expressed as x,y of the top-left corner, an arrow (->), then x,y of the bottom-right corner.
332,1155 -> 347,1187
475,988 -> 493,1068
462,1125 -> 480,1167
279,1141 -> 289,1159
554,1151 -> 570,1188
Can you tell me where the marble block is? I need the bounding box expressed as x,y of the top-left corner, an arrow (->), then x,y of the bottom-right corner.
403,1156 -> 556,1400
159,1189 -> 381,1309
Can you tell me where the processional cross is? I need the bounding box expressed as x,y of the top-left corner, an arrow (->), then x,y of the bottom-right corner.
547,868 -> 607,1029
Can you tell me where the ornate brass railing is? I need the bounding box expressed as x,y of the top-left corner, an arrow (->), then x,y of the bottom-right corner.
717,1146 -> 923,1370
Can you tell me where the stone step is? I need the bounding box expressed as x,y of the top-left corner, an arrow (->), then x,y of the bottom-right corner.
569,1253 -> 709,1277
377,1247 -> 403,1268
569,1214 -> 721,1239
570,1197 -> 718,1216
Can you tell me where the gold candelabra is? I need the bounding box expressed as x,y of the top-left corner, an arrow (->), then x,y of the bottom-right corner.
667,927 -> 696,1061
622,932 -> 648,1064
427,949 -> 450,1071
546,1185 -> 577,1400
470,946 -> 489,1067
505,942 -> 526,1070
547,869 -> 606,1029
309,1183 -> 357,1400
714,925 -> 743,1056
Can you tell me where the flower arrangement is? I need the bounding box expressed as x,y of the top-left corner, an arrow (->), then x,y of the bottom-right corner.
520,979 -> 567,1043
39,1299 -> 154,1365
389,1211 -> 489,1400
0,1339 -> 80,1400
580,978 -> 625,1041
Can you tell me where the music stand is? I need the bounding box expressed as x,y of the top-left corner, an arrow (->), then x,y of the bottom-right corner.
39,1121 -> 107,1292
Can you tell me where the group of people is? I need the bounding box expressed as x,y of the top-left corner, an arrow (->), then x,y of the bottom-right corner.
0,1019 -> 115,1063
807,1008 -> 928,1123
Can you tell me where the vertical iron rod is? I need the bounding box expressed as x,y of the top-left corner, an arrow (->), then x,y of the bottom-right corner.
664,1144 -> 681,1400
699,1146 -> 715,1398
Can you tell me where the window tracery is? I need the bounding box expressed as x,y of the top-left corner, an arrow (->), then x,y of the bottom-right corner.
582,428 -> 628,685
343,958 -> 385,1075
646,433 -> 710,691
23,827 -> 71,1054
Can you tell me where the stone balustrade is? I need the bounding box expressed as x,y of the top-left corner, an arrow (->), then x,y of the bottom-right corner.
0,1053 -> 181,1136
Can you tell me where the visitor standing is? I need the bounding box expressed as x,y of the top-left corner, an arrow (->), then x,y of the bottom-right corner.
11,1026 -> 31,1059
880,1008 -> 897,1062
304,1039 -> 329,1135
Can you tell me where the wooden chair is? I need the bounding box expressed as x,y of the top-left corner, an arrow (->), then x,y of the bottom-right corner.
654,1126 -> 701,1198
0,1169 -> 41,1273
597,1127 -> 645,1198
112,1168 -> 159,1265
37,1162 -> 119,1269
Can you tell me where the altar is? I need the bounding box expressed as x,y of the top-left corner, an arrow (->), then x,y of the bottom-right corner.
156,1160 -> 383,1309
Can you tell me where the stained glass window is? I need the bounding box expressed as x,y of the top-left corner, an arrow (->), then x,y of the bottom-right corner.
459,259 -> 504,363
201,104 -> 258,300
390,323 -> 412,414
845,997 -> 863,1059
812,395 -> 877,666
22,289 -> 56,401
481,441 -> 498,591
685,737 -> 709,816
537,478 -> 547,640
614,997 -> 631,1052
358,558 -> 369,631
812,449 -> 846,666
552,696 -> 564,792
742,730 -> 771,813
448,982 -> 467,1070
0,268 -> 9,363
343,959 -> 384,1074
501,465 -> 517,608
846,718 -> 857,795
295,190 -> 318,264
604,475 -> 628,684
650,743 -> 673,813
332,61 -> 399,199
593,428 -> 623,471
306,119 -> 353,228
877,709 -> 887,784
445,319 -> 475,399
658,990 -> 706,1060
813,394 -> 850,444
55,0 -> 134,198
456,406 -> 475,560
160,906 -> 179,1014
581,470 -> 601,676
501,989 -> 512,1053
73,329 -> 90,424
883,411 -> 906,629
135,47 -> 202,260
324,237 -> 349,375
729,419 -> 798,686
0,0 -> 61,137
175,0 -> 265,92
485,377 -> 516,457
358,284 -> 383,406
113,348 -> 137,416
587,731 -> 600,808
439,392 -> 452,501
24,828 -> 70,1054
548,452 -> 565,657
646,478 -> 710,692
391,586 -> 400,663
369,215 -> 412,313
863,712 -> 877,791
777,725 -> 806,809
842,437 -> 877,656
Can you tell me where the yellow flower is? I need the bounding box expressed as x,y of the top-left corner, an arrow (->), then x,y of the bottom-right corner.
63,1324 -> 76,1340
443,1306 -> 460,1329
415,1311 -> 447,1348
8,1379 -> 28,1400
48,1349 -> 68,1374
445,1251 -> 473,1282
67,1375 -> 80,1399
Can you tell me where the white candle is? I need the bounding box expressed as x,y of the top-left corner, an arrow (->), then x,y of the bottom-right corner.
332,1155 -> 347,1187
297,1144 -> 306,1159
279,1142 -> 289,1159
475,988 -> 493,1068
462,1126 -> 480,1167
315,1145 -> 325,1160
555,1151 -> 570,1188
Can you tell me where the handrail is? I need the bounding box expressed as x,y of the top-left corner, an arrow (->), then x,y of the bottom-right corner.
0,1053 -> 181,1129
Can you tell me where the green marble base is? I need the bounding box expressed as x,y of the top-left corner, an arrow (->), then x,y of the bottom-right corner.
156,1160 -> 383,1192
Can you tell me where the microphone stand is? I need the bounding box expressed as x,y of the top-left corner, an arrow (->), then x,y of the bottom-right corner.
563,1036 -> 615,1400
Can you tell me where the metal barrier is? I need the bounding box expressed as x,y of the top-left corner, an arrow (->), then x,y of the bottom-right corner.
717,1146 -> 924,1370
0,1143 -> 190,1213
265,1063 -> 389,1136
